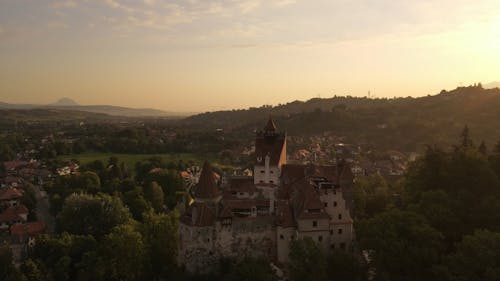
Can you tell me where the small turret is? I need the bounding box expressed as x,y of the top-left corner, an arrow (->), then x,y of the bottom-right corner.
192,161 -> 219,200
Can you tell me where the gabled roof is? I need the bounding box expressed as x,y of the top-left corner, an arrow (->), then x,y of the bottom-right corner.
0,204 -> 28,223
3,161 -> 29,171
0,188 -> 23,201
192,161 -> 219,199
10,221 -> 45,237
292,182 -> 330,220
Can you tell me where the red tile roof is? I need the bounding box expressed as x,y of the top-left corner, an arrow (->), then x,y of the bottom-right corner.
0,213 -> 22,223
10,221 -> 45,237
4,176 -> 21,184
0,188 -> 23,201
0,204 -> 29,223
3,161 -> 29,171
4,204 -> 28,215
293,183 -> 330,220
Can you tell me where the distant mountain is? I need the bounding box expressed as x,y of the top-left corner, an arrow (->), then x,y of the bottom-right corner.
484,81 -> 500,89
0,99 -> 192,117
48,97 -> 80,107
45,105 -> 184,117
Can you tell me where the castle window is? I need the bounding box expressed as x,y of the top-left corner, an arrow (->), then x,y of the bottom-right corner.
331,244 -> 335,249
318,236 -> 323,242
330,230 -> 333,235
324,202 -> 328,207
270,171 -> 274,174
333,201 -> 338,207
338,228 -> 343,234
261,170 -> 265,173
280,234 -> 284,240
338,214 -> 342,220
260,180 -> 264,183
312,221 -> 318,228
207,238 -> 210,243
270,180 -> 274,184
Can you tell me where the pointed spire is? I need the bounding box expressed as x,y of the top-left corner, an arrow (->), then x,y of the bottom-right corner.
264,115 -> 277,132
193,161 -> 219,199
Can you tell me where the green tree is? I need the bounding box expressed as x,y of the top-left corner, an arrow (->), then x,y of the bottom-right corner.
460,125 -> 473,148
21,183 -> 37,215
445,230 -> 500,281
79,172 -> 101,194
357,209 -> 443,281
141,211 -> 181,280
144,170 -> 184,210
222,257 -> 276,281
0,244 -> 26,281
30,233 -> 99,281
123,187 -> 152,221
289,237 -> 327,281
143,181 -> 165,212
326,250 -> 367,281
101,224 -> 145,281
57,193 -> 130,237
353,173 -> 390,219
20,259 -> 46,281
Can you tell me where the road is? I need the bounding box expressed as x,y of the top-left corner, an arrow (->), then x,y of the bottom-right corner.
33,185 -> 55,233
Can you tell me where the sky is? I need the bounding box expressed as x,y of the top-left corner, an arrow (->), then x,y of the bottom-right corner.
0,0 -> 499,112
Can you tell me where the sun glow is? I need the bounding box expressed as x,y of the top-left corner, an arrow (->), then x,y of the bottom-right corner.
487,16 -> 500,52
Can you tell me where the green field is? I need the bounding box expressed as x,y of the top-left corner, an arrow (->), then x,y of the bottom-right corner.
58,152 -> 217,170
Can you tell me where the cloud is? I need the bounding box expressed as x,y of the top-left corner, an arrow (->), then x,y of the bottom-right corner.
105,0 -> 135,13
238,0 -> 262,14
272,0 -> 297,7
143,0 -> 157,6
47,21 -> 69,29
52,0 -> 77,9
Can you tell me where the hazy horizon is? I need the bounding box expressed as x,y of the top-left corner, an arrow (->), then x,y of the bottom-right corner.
1,0 -> 499,112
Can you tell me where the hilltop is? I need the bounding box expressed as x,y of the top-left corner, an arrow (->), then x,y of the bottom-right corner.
183,85 -> 500,151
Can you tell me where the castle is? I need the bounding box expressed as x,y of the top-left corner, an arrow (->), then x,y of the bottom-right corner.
178,117 -> 355,273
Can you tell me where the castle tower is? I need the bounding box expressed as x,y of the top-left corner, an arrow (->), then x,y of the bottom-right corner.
254,116 -> 287,185
192,161 -> 221,203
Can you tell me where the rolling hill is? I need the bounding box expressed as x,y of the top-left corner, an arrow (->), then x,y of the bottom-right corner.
183,85 -> 500,151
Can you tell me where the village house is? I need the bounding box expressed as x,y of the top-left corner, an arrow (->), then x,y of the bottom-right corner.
0,188 -> 24,208
178,118 -> 355,273
0,204 -> 29,230
10,221 -> 46,266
